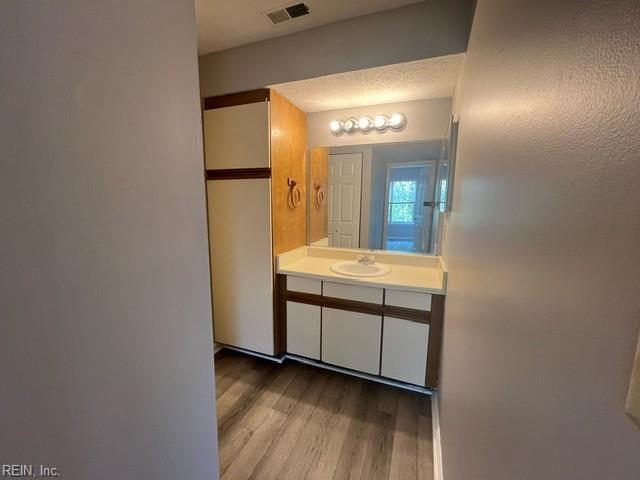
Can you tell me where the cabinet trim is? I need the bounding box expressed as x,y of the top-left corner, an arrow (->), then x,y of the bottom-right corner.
286,290 -> 323,306
323,296 -> 383,317
206,168 -> 271,180
274,274 -> 287,355
426,294 -> 445,389
203,88 -> 270,110
285,289 -> 433,323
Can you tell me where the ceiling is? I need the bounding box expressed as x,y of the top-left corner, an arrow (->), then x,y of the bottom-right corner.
373,141 -> 444,163
271,54 -> 465,113
196,0 -> 423,55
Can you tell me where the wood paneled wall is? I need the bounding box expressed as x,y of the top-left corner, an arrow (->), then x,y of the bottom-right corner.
309,147 -> 329,244
270,90 -> 307,256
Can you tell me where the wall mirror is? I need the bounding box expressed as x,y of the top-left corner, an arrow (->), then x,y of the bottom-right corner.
307,132 -> 455,255
270,55 -> 464,256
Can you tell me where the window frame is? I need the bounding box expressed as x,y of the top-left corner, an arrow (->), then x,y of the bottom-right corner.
387,179 -> 418,224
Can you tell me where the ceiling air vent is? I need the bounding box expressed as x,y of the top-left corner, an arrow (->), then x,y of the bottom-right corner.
266,9 -> 290,24
285,3 -> 310,19
264,3 -> 310,25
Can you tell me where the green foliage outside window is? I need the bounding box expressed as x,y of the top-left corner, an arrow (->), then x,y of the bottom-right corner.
388,180 -> 416,223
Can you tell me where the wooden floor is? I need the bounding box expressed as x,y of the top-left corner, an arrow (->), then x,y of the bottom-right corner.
214,350 -> 434,480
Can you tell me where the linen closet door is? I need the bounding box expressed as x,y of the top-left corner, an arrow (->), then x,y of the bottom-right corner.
204,99 -> 274,355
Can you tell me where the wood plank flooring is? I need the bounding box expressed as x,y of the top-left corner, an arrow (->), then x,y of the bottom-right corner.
214,350 -> 434,480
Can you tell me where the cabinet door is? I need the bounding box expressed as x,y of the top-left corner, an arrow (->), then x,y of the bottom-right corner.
287,301 -> 321,360
203,101 -> 270,170
381,316 -> 429,386
207,178 -> 274,355
322,307 -> 381,375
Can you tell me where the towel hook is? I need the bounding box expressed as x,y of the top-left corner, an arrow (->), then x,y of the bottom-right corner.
313,182 -> 325,208
287,177 -> 301,209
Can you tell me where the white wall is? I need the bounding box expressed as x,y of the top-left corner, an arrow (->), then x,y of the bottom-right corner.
0,1 -> 219,479
198,0 -> 473,97
308,98 -> 452,147
440,0 -> 640,479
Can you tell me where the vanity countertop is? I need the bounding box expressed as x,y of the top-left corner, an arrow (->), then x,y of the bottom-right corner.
276,246 -> 447,295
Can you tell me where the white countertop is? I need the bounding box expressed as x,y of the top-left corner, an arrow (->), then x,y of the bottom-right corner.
277,246 -> 447,295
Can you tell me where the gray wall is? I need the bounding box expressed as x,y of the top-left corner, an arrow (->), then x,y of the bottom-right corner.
0,1 -> 219,479
199,0 -> 473,97
440,0 -> 640,479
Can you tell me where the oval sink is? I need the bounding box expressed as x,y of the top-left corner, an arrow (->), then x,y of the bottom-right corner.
330,261 -> 391,278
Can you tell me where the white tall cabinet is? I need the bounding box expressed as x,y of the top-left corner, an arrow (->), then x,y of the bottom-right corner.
204,97 -> 274,356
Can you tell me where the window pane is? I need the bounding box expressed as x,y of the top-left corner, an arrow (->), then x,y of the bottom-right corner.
390,180 -> 416,203
389,203 -> 414,223
439,179 -> 447,213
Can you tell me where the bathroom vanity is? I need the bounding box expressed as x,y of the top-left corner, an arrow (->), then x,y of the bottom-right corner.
201,87 -> 452,392
276,246 -> 447,389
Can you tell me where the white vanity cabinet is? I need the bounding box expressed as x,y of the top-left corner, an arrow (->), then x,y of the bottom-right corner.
282,274 -> 444,389
322,308 -> 382,375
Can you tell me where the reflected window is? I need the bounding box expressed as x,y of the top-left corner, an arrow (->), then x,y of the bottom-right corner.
388,180 -> 417,224
438,178 -> 448,213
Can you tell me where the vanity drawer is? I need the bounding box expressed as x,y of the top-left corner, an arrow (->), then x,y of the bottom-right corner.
323,281 -> 383,304
287,276 -> 322,295
384,289 -> 432,311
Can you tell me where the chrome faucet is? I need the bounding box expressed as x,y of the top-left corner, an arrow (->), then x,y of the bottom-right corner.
357,254 -> 376,265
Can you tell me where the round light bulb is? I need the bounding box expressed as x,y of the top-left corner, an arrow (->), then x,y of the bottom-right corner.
344,118 -> 357,132
358,116 -> 373,131
329,120 -> 343,134
389,113 -> 406,129
373,115 -> 387,130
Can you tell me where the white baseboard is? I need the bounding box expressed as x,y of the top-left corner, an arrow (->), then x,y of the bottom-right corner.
431,392 -> 444,480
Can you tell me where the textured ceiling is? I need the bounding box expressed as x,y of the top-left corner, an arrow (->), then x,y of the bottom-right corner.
271,54 -> 465,113
372,140 -> 444,163
196,0 -> 423,55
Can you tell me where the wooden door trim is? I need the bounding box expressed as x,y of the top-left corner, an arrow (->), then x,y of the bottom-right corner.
206,168 -> 271,180
203,88 -> 270,110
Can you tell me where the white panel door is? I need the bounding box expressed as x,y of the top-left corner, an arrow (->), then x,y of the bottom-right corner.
327,153 -> 363,248
207,178 -> 274,355
202,101 -> 270,170
381,317 -> 429,386
322,307 -> 381,375
287,302 -> 321,360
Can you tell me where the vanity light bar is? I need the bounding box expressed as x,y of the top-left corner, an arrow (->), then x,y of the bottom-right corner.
329,113 -> 406,135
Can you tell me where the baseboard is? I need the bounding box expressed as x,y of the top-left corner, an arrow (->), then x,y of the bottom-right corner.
431,392 -> 444,480
219,345 -> 286,363
286,354 -> 433,395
